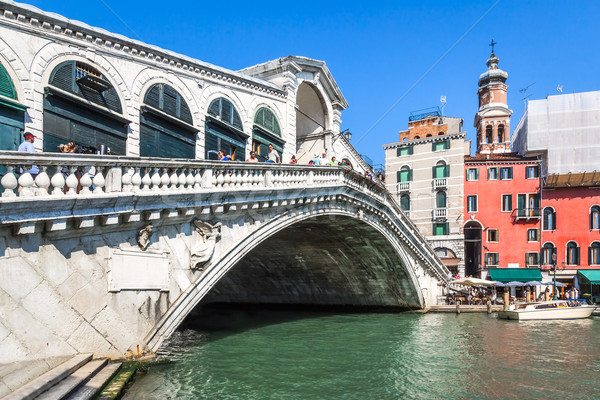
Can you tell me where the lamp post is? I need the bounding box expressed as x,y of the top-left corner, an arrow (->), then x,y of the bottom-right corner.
341,129 -> 352,141
552,251 -> 557,300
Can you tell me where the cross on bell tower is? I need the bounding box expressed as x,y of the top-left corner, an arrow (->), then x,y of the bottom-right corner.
473,42 -> 513,155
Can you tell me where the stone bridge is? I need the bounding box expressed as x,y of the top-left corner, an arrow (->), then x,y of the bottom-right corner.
0,152 -> 449,362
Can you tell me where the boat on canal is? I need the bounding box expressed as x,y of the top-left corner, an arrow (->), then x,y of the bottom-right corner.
498,299 -> 597,321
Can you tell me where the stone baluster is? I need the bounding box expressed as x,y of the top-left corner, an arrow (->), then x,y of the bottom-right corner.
223,169 -> 232,187
169,169 -> 179,191
65,167 -> 79,195
150,168 -> 162,191
216,170 -> 225,188
178,169 -> 188,190
1,165 -> 18,198
131,167 -> 142,192
50,166 -> 65,196
233,169 -> 242,187
121,167 -> 133,192
186,168 -> 195,189
241,169 -> 249,188
79,165 -> 94,195
308,170 -> 314,186
160,168 -> 170,191
93,167 -> 106,194
193,169 -> 202,190
34,166 -> 50,196
17,171 -> 35,197
141,167 -> 152,191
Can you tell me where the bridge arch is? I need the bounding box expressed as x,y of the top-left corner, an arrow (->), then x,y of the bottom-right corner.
145,202 -> 426,351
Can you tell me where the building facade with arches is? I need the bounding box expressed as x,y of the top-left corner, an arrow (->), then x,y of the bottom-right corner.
0,1 -> 369,172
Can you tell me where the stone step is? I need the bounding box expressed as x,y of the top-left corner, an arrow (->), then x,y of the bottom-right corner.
64,363 -> 121,400
38,359 -> 107,400
1,354 -> 92,400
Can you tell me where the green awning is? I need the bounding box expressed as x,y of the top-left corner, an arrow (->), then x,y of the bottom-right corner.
0,96 -> 27,112
577,270 -> 600,285
488,268 -> 542,283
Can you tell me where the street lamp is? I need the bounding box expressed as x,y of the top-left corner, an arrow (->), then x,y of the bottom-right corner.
341,129 -> 352,141
552,251 -> 557,300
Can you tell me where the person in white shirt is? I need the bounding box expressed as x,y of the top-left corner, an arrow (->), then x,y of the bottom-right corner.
266,144 -> 280,163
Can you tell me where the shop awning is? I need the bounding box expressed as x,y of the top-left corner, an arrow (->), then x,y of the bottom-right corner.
577,270 -> 600,285
488,268 -> 542,283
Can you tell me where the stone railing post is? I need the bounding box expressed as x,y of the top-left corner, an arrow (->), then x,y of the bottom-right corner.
1,166 -> 18,197
201,168 -> 213,188
265,170 -> 273,187
104,167 -> 122,193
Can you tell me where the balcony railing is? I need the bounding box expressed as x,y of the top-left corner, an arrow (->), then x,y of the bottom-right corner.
397,182 -> 410,193
432,208 -> 447,220
433,177 -> 447,189
513,208 -> 541,220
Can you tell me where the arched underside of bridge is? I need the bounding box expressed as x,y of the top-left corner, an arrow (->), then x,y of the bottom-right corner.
194,215 -> 421,314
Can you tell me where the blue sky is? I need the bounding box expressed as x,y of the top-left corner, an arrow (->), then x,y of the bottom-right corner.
26,0 -> 600,166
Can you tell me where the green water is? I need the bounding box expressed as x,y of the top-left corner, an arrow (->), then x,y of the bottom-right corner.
123,310 -> 600,399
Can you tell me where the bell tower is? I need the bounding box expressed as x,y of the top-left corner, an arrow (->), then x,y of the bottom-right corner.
474,41 -> 512,154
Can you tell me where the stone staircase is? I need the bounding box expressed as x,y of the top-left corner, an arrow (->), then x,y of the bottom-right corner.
1,354 -> 122,400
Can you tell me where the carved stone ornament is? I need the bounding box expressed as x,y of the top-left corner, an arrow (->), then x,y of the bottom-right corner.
137,224 -> 153,250
190,220 -> 222,270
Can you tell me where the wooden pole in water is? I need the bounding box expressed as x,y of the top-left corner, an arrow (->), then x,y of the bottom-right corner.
487,299 -> 492,314
503,289 -> 510,311
456,300 -> 461,314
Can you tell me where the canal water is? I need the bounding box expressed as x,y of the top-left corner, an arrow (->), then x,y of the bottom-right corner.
123,309 -> 600,399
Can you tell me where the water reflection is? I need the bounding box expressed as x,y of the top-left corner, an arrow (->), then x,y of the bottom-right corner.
123,311 -> 600,400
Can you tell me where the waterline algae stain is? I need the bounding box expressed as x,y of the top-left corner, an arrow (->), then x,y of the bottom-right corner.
123,310 -> 600,399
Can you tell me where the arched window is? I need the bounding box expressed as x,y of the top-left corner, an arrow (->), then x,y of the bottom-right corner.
543,207 -> 556,231
253,107 -> 283,162
485,125 -> 493,143
438,131 -> 444,136
542,242 -> 555,265
0,61 -> 25,152
426,133 -> 432,137
566,241 -> 579,265
590,205 -> 600,230
433,160 -> 449,178
205,97 -> 246,160
413,136 -> 420,140
44,61 -> 127,154
140,83 -> 196,158
400,194 -> 410,211
589,242 -> 600,265
498,124 -> 505,142
398,165 -> 412,182
436,191 -> 447,208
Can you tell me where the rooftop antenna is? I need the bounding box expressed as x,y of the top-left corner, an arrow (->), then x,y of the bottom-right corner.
557,85 -> 563,93
520,82 -> 536,111
440,96 -> 446,116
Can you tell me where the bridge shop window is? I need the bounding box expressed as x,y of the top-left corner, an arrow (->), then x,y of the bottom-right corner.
589,242 -> 600,265
499,167 -> 513,180
590,205 -> 600,230
205,97 -> 246,160
253,107 -> 283,162
0,61 -> 26,152
140,83 -> 197,158
396,145 -> 413,156
466,167 -> 479,181
43,61 -> 128,154
433,222 -> 449,236
541,242 -> 555,265
566,241 -> 580,266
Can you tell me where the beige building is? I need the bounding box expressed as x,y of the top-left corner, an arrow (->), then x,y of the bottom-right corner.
384,110 -> 468,275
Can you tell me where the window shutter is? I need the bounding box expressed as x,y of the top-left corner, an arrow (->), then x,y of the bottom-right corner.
445,164 -> 450,178
397,171 -> 402,182
409,169 -> 413,181
208,99 -> 220,117
432,166 -> 436,178
0,62 -> 16,99
591,211 -> 594,230
445,140 -> 450,149
397,148 -> 402,157
408,145 -> 413,155
432,142 -> 436,151
50,61 -> 75,92
589,246 -> 593,265
144,85 -> 161,109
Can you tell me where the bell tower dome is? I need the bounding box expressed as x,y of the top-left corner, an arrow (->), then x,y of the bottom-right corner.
474,42 -> 512,154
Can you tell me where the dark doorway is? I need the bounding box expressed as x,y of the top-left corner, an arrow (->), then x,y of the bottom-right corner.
464,221 -> 482,277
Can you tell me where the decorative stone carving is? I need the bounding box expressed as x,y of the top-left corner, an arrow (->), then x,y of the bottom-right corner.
137,224 -> 153,250
190,220 -> 222,270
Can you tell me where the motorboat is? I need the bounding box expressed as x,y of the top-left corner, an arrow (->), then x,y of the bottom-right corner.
498,299 -> 596,321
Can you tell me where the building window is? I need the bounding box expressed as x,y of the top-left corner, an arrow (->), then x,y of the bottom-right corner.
527,229 -> 539,242
485,252 -> 499,266
485,125 -> 492,144
433,222 -> 449,236
526,252 -> 540,266
205,97 -> 246,160
500,167 -> 513,180
397,166 -> 412,182
436,191 -> 447,208
488,167 -> 498,180
526,165 -> 539,179
253,107 -> 283,162
590,205 -> 600,230
432,139 -> 450,152
400,194 -> 410,211
498,124 -> 505,142
543,207 -> 556,230
501,194 -> 512,212
397,145 -> 413,156
566,241 -> 580,265
542,243 -> 555,265
487,229 -> 498,242
590,242 -> 600,265
467,195 -> 478,212
517,193 -> 540,217
466,168 -> 479,181
433,161 -> 449,178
